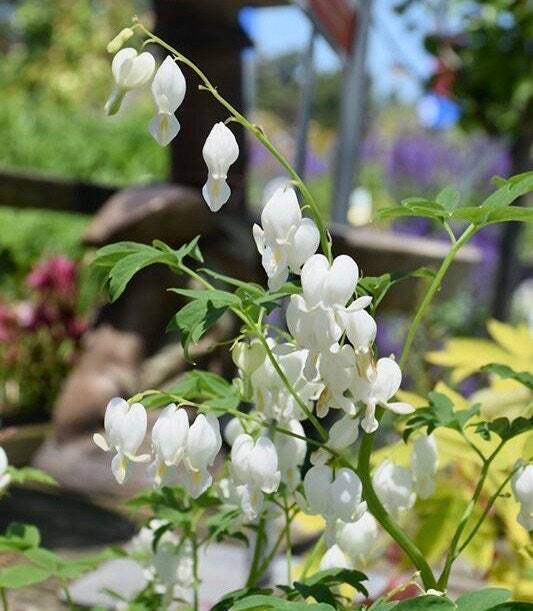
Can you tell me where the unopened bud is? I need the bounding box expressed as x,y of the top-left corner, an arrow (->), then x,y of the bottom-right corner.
107,28 -> 134,54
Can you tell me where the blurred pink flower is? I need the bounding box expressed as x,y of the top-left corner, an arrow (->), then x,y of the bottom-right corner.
26,255 -> 77,298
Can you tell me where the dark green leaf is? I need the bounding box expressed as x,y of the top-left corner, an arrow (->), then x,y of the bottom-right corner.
455,588 -> 511,611
0,523 -> 41,551
211,587 -> 274,611
392,595 -> 456,610
168,288 -> 241,307
108,249 -> 169,302
476,416 -> 533,442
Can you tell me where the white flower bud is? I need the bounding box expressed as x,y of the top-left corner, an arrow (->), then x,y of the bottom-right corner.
411,434 -> 438,499
372,460 -> 415,519
223,417 -> 245,446
512,462 -> 533,531
93,397 -> 150,484
336,512 -> 378,567
149,56 -> 186,146
150,404 -> 189,486
105,48 -> 155,115
107,28 -> 135,54
202,122 -> 239,212
274,419 -> 307,491
0,447 -> 11,492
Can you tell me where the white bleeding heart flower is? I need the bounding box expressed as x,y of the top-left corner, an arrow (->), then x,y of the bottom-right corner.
149,56 -> 187,146
150,404 -> 189,486
286,254 -> 371,375
274,419 -> 307,491
311,414 -> 359,466
105,47 -> 156,115
180,413 -> 222,498
411,434 -> 438,499
316,345 -> 357,418
336,511 -> 379,567
202,122 -> 239,212
372,460 -> 415,519
0,447 -> 11,492
231,433 -> 281,521
252,186 -> 320,290
251,340 -> 323,423
93,397 -> 150,484
512,462 -> 533,531
340,308 -> 377,371
320,544 -> 351,571
223,417 -> 246,447
350,357 -> 414,433
303,465 -> 366,525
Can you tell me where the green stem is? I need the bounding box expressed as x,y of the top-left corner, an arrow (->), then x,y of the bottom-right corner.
253,508 -> 298,582
62,582 -> 75,611
399,224 -> 477,369
191,533 -> 200,611
284,493 -> 293,584
137,23 -> 332,263
358,413 -> 437,590
246,515 -> 267,587
0,588 -> 8,611
437,440 -> 505,590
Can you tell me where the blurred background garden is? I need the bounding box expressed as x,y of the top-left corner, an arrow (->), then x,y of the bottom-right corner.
0,0 -> 531,607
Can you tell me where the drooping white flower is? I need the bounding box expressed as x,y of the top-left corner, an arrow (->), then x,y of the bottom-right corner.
372,460 -> 415,519
252,186 -> 320,290
223,417 -> 246,446
93,397 -> 150,484
149,56 -> 187,146
320,544 -> 351,571
0,447 -> 11,492
231,433 -> 281,520
411,434 -> 438,499
303,465 -> 366,525
350,357 -> 414,433
150,404 -> 189,486
105,47 -> 156,115
180,413 -> 222,498
286,254 -> 371,374
251,340 -> 323,423
202,122 -> 239,212
512,462 -> 533,531
336,511 -> 378,568
311,414 -> 359,466
274,419 -> 307,491
316,345 -> 357,418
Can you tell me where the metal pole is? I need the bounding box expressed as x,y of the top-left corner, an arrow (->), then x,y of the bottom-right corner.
331,0 -> 372,224
294,23 -> 317,178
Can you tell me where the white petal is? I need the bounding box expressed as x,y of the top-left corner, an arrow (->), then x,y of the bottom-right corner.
93,433 -> 110,452
336,512 -> 378,566
105,397 -> 130,449
111,48 -> 137,83
202,122 -> 239,177
249,436 -> 280,493
301,255 -> 329,307
323,255 -> 358,307
373,358 -> 402,403
111,452 -> 130,484
320,545 -> 351,570
287,218 -> 320,273
386,401 -> 415,415
328,415 -> 359,450
118,402 -> 147,456
330,468 -> 364,522
182,466 -> 212,499
202,176 -> 231,212
231,433 -> 254,483
151,56 -> 186,114
345,295 -> 373,311
261,186 -> 301,243
252,224 -> 266,255
304,465 -> 332,516
152,404 -> 189,464
342,309 -> 377,351
361,402 -> 378,433
149,112 -> 180,146
114,49 -> 155,90
0,447 -> 8,475
187,413 -> 221,470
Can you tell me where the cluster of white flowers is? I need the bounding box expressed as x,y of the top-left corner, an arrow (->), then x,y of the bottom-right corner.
94,398 -> 221,497
106,47 -> 239,213
512,462 -> 533,531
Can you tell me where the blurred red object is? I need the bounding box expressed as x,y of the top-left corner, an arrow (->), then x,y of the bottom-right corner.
308,0 -> 357,54
26,255 -> 77,299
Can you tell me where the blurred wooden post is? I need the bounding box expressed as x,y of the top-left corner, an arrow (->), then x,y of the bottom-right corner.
153,0 -> 253,213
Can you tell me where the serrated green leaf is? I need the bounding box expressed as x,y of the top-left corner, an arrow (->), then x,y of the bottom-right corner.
92,242 -> 156,268
455,588 -> 511,611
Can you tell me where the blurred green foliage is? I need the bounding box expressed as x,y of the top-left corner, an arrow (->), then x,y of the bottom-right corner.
0,0 -> 167,185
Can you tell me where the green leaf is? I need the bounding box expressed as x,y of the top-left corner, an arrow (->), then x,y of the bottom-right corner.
232,596 -> 334,610
0,564 -> 52,588
482,363 -> 533,389
455,588 -> 511,611
6,467 -> 57,487
168,288 -> 241,308
0,523 -> 41,551
475,416 -> 533,442
391,595 -> 456,610
484,206 -> 533,225
358,267 -> 435,310
451,207 -> 488,224
367,600 -> 398,611
170,298 -> 229,361
301,568 -> 368,596
436,187 -> 461,213
211,587 -> 274,611
481,171 -> 533,211
487,604 -> 533,610
108,249 -> 168,302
